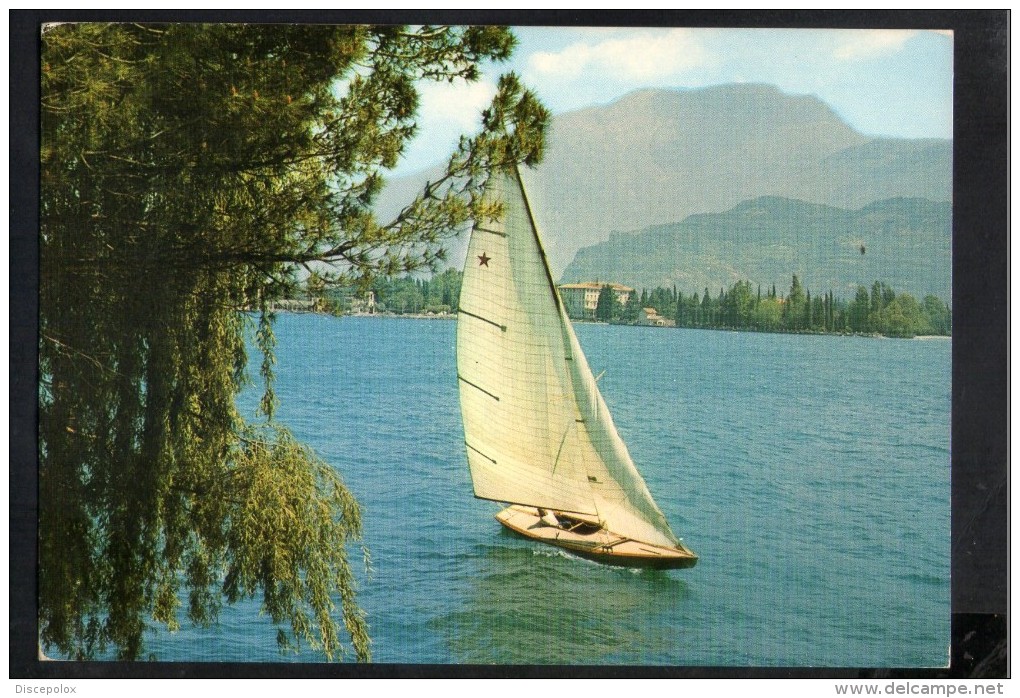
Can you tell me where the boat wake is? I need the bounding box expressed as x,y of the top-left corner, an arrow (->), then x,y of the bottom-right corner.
528,542 -> 667,576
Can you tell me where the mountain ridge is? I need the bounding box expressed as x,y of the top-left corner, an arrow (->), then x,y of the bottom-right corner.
375,83 -> 952,279
561,195 -> 951,302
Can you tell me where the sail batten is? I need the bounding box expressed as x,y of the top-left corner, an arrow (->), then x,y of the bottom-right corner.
457,308 -> 507,332
456,166 -> 680,548
465,442 -> 497,464
458,375 -> 500,402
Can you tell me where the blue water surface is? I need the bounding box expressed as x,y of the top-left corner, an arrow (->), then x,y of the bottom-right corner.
146,314 -> 951,667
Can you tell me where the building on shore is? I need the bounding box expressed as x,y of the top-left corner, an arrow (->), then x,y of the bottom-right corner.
558,282 -> 634,320
335,289 -> 376,314
269,298 -> 325,313
638,307 -> 676,327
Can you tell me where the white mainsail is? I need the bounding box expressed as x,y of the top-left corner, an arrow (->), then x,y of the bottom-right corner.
456,166 -> 679,549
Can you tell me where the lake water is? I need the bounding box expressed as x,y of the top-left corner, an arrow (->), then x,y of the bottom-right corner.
146,313 -> 951,667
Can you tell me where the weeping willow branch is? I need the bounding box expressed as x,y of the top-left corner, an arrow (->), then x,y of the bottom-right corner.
39,22 -> 548,663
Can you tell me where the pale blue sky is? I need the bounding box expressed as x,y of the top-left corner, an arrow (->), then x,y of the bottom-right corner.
394,26 -> 953,175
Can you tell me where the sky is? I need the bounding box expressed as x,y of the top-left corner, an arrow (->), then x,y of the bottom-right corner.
394,26 -> 953,176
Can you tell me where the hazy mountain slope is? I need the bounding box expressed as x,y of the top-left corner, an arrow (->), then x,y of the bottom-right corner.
561,197 -> 951,302
375,84 -> 952,277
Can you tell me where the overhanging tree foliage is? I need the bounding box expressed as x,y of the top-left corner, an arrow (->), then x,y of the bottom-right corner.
40,22 -> 549,662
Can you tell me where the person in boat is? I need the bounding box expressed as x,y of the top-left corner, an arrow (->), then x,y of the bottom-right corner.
538,508 -> 560,528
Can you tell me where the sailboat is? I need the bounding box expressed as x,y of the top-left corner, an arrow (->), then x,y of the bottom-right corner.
456,165 -> 698,570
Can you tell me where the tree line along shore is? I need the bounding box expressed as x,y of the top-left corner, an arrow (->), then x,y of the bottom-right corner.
299,271 -> 951,339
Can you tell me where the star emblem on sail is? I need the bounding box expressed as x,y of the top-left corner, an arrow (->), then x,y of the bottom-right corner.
477,252 -> 491,267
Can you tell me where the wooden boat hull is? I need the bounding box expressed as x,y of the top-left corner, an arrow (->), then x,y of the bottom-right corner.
495,505 -> 699,570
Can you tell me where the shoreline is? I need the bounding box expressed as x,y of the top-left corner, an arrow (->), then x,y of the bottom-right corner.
345,311 -> 456,321
277,309 -> 951,340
